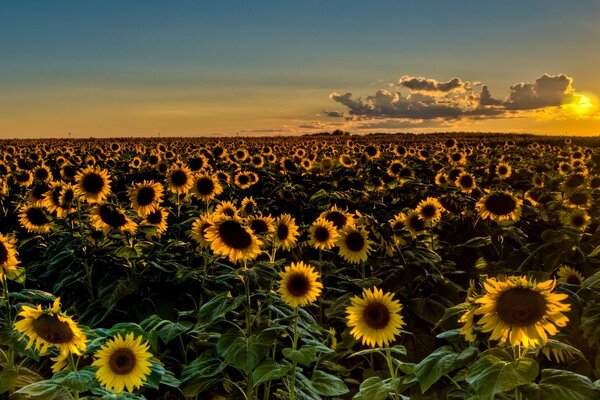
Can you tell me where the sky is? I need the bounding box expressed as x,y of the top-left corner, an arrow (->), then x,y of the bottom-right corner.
1,0 -> 599,138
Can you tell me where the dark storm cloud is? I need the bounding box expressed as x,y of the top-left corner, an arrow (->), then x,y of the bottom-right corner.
330,73 -> 582,124
398,76 -> 466,92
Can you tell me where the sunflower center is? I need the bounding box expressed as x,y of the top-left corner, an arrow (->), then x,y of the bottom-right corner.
16,172 -> 31,183
286,273 -> 310,297
196,178 -> 215,195
390,163 -> 401,174
243,202 -> 255,215
31,314 -> 74,344
420,205 -> 437,219
171,170 -> 188,187
218,220 -> 252,249
408,215 -> 425,231
81,173 -> 104,194
237,175 -> 250,185
362,302 -> 390,330
495,288 -> 547,327
571,214 -> 586,227
566,274 -> 581,285
108,348 -> 137,375
146,209 -> 163,224
0,242 -> 8,264
325,212 -> 347,229
459,175 -> 474,187
250,219 -> 269,234
35,168 -> 49,180
565,175 -> 585,189
277,223 -> 289,240
313,227 -> 330,242
345,231 -> 365,252
484,193 -> 517,215
569,192 -> 588,206
283,159 -> 297,172
498,166 -> 508,175
137,187 -> 156,206
26,207 -> 48,226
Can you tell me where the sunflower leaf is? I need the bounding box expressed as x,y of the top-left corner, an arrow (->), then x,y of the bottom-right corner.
517,369 -> 598,400
414,345 -> 478,393
466,355 -> 539,400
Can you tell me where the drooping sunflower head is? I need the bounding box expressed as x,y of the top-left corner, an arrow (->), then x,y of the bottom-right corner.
273,213 -> 300,250
404,210 -> 426,237
240,196 -> 258,217
388,213 -> 407,245
128,180 -> 164,216
308,218 -> 339,250
204,216 -> 262,264
0,233 -> 20,281
247,213 -> 275,238
14,298 -> 88,357
143,207 -> 169,235
74,166 -> 112,204
346,287 -> 405,348
190,214 -> 214,249
464,275 -> 571,348
92,332 -> 153,394
476,190 -> 522,222
278,261 -> 323,308
556,265 -> 584,286
336,226 -> 374,264
90,204 -> 137,234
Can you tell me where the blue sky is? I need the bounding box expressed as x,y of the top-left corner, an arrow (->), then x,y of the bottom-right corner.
1,1 -> 599,137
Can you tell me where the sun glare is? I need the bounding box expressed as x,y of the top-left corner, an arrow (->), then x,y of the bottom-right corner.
566,93 -> 598,116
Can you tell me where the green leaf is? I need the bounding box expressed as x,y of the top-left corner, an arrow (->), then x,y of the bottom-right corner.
414,346 -> 478,393
518,369 -> 598,400
351,345 -> 407,358
310,370 -> 349,396
5,266 -> 26,285
466,356 -> 539,400
457,236 -> 492,248
15,381 -> 69,399
352,376 -> 390,400
282,345 -> 318,367
583,270 -> 600,289
252,360 -> 291,387
54,368 -> 96,392
0,367 -> 18,394
217,330 -> 271,374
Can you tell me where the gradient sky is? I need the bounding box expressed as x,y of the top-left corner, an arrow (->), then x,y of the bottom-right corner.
1,0 -> 599,138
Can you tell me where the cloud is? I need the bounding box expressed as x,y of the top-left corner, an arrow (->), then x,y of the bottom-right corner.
398,76 -> 466,92
504,73 -> 576,110
330,73 -> 592,126
355,118 -> 450,130
322,110 -> 345,118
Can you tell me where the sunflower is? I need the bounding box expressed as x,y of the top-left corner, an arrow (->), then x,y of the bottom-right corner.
234,171 -> 254,189
308,218 -> 339,250
455,171 -> 477,194
33,164 -> 52,182
273,214 -> 300,250
562,173 -> 587,193
319,205 -> 354,230
14,170 -> 34,187
560,208 -> 590,231
190,173 -> 222,202
74,166 -> 112,204
247,213 -> 275,237
556,265 -> 584,286
204,216 -> 262,263
415,197 -> 443,225
90,204 -> 138,234
214,200 -> 239,218
215,169 -> 231,184
495,162 -> 512,179
240,196 -> 258,217
190,214 -> 214,249
388,213 -> 407,246
128,180 -> 164,216
278,261 -> 323,308
19,205 -> 52,234
338,154 -> 356,168
27,182 -> 50,206
434,171 -> 449,187
467,276 -> 570,348
404,210 -> 426,237
57,184 -> 77,218
14,298 -> 87,357
565,190 -> 590,209
92,332 -> 153,394
476,190 -> 522,222
346,287 -> 405,348
166,165 -> 194,195
0,233 -> 20,281
143,207 -> 169,235
337,226 -> 374,264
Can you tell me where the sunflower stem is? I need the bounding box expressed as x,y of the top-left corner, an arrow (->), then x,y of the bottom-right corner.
385,348 -> 400,400
1,279 -> 14,368
318,250 -> 324,324
290,307 -> 300,400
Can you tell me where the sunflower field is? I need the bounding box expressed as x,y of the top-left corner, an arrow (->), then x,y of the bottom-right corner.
1,134 -> 600,400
